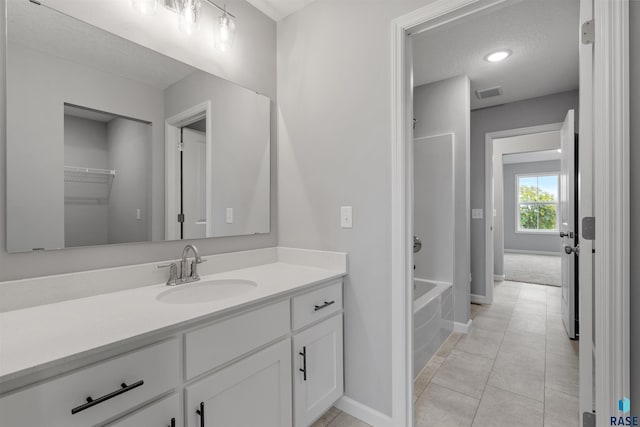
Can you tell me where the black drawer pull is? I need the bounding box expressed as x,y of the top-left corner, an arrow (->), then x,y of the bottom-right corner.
71,380 -> 144,414
299,346 -> 307,381
314,300 -> 335,311
168,417 -> 176,427
196,402 -> 205,427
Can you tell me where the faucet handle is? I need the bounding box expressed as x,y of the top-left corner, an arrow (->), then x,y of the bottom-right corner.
158,263 -> 179,286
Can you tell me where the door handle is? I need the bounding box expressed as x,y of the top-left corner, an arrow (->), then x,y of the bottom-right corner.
564,245 -> 580,256
71,380 -> 144,414
196,402 -> 205,427
299,346 -> 307,381
314,301 -> 335,311
168,417 -> 176,427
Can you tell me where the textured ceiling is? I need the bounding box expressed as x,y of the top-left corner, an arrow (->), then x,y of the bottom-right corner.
8,0 -> 196,90
245,0 -> 316,21
413,0 -> 580,109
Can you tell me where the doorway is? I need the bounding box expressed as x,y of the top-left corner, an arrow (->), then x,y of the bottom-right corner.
390,0 -> 630,425
165,101 -> 212,241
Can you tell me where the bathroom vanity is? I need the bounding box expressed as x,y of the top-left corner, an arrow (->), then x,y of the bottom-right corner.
0,248 -> 347,427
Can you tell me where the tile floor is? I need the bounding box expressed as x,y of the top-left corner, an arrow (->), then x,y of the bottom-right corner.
313,280 -> 579,427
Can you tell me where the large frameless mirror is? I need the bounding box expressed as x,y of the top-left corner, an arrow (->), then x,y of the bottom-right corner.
5,0 -> 271,253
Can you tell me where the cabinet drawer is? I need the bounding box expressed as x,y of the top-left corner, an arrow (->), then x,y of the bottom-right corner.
107,394 -> 180,427
0,339 -> 179,427
185,300 -> 290,380
292,281 -> 342,330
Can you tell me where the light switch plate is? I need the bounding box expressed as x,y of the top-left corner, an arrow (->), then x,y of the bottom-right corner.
341,206 -> 353,228
472,209 -> 483,219
226,208 -> 234,224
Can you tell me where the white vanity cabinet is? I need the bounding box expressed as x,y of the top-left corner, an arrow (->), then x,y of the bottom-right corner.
0,278 -> 344,427
292,281 -> 344,427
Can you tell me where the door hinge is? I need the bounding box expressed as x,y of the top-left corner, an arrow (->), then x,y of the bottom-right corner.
177,213 -> 185,223
582,20 -> 594,45
582,217 -> 595,240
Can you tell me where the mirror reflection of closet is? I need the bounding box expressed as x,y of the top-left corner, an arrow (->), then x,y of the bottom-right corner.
63,104 -> 152,248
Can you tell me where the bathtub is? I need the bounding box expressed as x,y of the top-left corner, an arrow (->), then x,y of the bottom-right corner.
413,278 -> 453,379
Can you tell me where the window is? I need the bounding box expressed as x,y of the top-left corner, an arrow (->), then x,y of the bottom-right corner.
516,174 -> 559,232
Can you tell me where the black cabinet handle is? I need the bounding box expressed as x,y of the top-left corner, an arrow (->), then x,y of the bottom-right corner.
168,417 -> 176,427
314,300 -> 335,311
299,346 -> 307,381
196,402 -> 205,427
71,380 -> 144,414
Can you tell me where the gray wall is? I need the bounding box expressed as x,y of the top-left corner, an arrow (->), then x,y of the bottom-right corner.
414,76 -> 471,323
470,90 -> 578,296
64,116 -> 110,247
107,118 -> 152,244
630,0 -> 639,411
503,160 -> 561,253
277,0 -> 440,416
0,0 -> 277,281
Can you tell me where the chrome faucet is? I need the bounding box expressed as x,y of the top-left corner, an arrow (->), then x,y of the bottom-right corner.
181,244 -> 204,282
158,244 -> 207,286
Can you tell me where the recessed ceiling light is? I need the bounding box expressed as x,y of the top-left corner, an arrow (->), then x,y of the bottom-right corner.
485,50 -> 512,62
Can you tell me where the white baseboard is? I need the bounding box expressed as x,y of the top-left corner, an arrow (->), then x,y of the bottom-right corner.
334,396 -> 393,427
504,249 -> 561,256
494,274 -> 505,282
470,294 -> 489,304
454,319 -> 473,334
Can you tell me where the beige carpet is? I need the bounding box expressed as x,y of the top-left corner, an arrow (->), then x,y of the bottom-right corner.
503,253 -> 561,286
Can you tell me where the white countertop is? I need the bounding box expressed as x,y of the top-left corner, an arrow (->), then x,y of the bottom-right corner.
0,261 -> 346,385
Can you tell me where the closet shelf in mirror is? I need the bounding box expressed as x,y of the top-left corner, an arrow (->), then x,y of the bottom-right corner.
64,166 -> 116,203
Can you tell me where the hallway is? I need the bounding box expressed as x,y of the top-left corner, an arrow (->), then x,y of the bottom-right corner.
413,280 -> 579,427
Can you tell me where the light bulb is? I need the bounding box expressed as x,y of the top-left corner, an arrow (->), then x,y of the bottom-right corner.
485,50 -> 512,63
178,0 -> 202,35
214,13 -> 236,52
132,0 -> 158,15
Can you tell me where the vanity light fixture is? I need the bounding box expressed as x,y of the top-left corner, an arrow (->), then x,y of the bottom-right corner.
177,0 -> 202,35
131,0 -> 158,16
132,0 -> 237,52
214,8 -> 236,52
484,49 -> 512,63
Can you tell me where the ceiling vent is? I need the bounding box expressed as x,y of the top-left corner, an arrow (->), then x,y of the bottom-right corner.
476,86 -> 503,99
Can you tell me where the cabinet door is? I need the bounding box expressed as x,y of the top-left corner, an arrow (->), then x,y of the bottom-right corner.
293,314 -> 343,427
106,394 -> 180,427
185,339 -> 292,427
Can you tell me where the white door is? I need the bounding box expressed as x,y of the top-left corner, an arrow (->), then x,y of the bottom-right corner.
181,128 -> 207,240
185,339 -> 292,427
293,315 -> 343,427
559,109 -> 578,339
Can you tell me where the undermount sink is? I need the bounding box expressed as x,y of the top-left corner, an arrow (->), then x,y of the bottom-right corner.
157,279 -> 258,304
